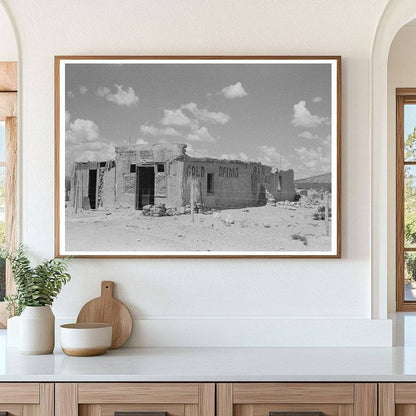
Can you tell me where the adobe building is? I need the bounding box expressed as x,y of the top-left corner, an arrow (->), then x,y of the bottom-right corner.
69,143 -> 296,211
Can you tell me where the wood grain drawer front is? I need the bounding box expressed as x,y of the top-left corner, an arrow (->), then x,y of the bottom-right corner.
394,384 -> 416,404
217,384 -> 376,416
0,383 -> 53,416
0,404 -> 25,416
235,403 -> 342,416
379,383 -> 416,416
0,383 -> 39,404
78,383 -> 200,404
79,403 -> 185,416
57,383 -> 215,416
233,384 -> 354,404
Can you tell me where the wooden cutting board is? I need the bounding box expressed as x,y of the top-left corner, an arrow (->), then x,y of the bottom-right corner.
76,281 -> 133,349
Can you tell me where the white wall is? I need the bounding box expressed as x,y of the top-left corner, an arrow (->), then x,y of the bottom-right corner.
0,0 -> 393,346
387,25 -> 416,312
0,4 -> 17,61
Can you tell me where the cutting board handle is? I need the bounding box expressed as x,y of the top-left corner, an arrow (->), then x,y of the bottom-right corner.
101,281 -> 115,298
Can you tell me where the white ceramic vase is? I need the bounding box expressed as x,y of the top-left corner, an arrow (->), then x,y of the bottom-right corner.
19,306 -> 55,354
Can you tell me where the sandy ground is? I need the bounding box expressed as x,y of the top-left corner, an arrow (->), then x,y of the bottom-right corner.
65,204 -> 332,253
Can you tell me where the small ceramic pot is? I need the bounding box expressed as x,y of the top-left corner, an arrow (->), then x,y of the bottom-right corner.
60,323 -> 112,356
19,306 -> 55,355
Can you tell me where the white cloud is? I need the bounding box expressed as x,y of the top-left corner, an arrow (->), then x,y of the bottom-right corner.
67,91 -> 74,98
322,134 -> 331,147
140,125 -> 158,136
294,146 -> 331,177
66,119 -> 99,144
186,126 -> 216,143
292,100 -> 329,128
65,114 -> 115,174
96,84 -> 139,107
140,124 -> 181,137
219,152 -> 251,162
186,146 -> 252,162
298,131 -> 320,140
181,102 -> 230,124
79,86 -> 88,94
312,96 -> 322,103
185,144 -> 213,158
65,111 -> 71,128
162,127 -> 182,136
257,145 -> 291,170
136,138 -> 149,145
220,81 -> 248,99
160,108 -> 196,127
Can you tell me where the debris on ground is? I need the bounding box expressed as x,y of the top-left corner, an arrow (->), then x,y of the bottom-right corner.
221,215 -> 235,226
291,233 -> 308,246
313,205 -> 332,220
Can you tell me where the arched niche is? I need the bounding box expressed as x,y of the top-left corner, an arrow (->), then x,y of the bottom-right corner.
372,0 -> 416,319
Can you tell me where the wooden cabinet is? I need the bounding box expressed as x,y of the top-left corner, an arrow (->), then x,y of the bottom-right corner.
0,381 -> 386,416
0,383 -> 53,416
55,383 -> 215,416
217,383 -> 377,416
379,383 -> 416,416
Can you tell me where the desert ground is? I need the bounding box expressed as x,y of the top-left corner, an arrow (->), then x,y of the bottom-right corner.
65,203 -> 332,253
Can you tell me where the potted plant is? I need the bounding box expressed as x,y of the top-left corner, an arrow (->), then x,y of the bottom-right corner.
1,245 -> 71,354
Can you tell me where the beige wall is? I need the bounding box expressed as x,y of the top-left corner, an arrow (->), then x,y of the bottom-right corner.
0,0 -> 396,346
0,4 -> 17,61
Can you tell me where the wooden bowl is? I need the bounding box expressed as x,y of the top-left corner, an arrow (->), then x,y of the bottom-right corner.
60,323 -> 112,356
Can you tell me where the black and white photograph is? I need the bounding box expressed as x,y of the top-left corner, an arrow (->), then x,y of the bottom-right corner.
55,57 -> 341,257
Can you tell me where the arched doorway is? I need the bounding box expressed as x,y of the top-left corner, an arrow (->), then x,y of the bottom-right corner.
371,0 -> 416,319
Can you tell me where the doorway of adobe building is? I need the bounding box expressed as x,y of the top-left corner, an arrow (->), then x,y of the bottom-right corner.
135,166 -> 155,209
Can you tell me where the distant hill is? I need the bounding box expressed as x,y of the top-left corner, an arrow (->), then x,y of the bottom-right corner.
294,172 -> 331,192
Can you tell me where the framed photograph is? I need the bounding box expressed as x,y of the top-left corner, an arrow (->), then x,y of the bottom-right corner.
55,56 -> 341,258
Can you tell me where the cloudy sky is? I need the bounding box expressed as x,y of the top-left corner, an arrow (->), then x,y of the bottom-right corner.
65,61 -> 333,179
405,105 -> 416,139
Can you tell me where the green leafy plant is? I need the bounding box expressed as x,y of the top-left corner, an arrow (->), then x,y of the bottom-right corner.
0,245 -> 71,316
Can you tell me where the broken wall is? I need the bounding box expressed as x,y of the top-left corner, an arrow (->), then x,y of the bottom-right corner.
181,159 -> 295,209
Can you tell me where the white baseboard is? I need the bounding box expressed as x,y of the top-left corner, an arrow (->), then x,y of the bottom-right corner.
55,317 -> 392,347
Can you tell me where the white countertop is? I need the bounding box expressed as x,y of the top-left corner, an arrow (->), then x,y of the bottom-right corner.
1,328 -> 416,382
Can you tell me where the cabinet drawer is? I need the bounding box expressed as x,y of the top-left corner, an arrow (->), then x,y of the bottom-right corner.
56,383 -> 215,416
379,383 -> 416,416
0,383 -> 53,416
217,383 -> 376,416
0,383 -> 39,404
78,383 -> 200,404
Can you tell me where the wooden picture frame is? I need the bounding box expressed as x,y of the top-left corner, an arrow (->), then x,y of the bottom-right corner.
55,56 -> 341,258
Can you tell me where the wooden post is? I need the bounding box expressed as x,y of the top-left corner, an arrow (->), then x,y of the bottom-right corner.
325,191 -> 329,236
190,180 -> 195,222
199,180 -> 204,212
74,175 -> 79,214
5,117 -> 17,298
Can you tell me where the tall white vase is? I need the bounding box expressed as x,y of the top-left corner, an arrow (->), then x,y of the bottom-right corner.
19,306 -> 55,354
